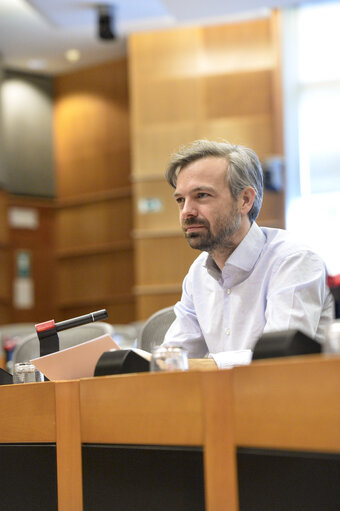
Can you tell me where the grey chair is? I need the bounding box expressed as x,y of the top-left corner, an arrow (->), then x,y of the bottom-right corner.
12,321 -> 115,366
0,323 -> 36,349
110,324 -> 139,349
138,306 -> 176,352
0,323 -> 36,371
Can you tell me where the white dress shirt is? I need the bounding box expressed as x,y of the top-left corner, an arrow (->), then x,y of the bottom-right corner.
163,222 -> 334,368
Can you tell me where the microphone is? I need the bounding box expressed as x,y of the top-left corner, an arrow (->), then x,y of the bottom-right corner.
35,309 -> 109,358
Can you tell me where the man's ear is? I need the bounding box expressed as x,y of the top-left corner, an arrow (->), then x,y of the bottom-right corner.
239,187 -> 256,215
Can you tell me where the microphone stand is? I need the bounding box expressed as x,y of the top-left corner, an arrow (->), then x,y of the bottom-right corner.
35,309 -> 109,358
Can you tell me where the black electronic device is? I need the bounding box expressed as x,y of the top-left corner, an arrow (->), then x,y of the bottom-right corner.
252,329 -> 321,360
94,349 -> 150,376
0,367 -> 13,385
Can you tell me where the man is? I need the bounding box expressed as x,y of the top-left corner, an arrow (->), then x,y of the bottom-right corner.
162,140 -> 334,369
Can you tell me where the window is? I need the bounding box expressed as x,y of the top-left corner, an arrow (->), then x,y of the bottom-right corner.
283,1 -> 340,276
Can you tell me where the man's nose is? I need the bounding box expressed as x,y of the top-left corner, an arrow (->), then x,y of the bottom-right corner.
181,199 -> 198,219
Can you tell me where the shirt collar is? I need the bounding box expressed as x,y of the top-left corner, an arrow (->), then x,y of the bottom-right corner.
226,222 -> 266,272
204,222 -> 266,278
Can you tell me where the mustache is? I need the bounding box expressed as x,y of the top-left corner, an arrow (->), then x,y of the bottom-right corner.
182,217 -> 209,227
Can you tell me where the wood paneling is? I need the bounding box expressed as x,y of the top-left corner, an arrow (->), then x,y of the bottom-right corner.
57,250 -> 134,304
54,58 -> 134,324
0,189 -> 10,323
203,70 -> 273,119
0,381 -> 56,443
203,115 -> 274,159
136,292 -> 181,321
56,191 -> 132,252
132,122 -> 199,178
59,300 -> 135,325
257,190 -> 285,228
8,196 -> 56,323
133,180 -> 179,231
135,236 -> 196,286
129,12 -> 285,320
54,59 -> 130,198
233,355 -> 340,452
55,381 -> 83,511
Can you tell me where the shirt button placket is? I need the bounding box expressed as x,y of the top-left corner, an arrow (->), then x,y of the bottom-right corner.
224,283 -> 232,341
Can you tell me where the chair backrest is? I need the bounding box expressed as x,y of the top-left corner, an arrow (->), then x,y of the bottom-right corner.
0,323 -> 36,350
138,306 -> 176,352
111,324 -> 138,349
12,322 -> 115,366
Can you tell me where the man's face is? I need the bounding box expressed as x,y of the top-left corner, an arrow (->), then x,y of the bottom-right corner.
174,157 -> 242,252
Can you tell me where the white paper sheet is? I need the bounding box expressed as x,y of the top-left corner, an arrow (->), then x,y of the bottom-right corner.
31,334 -> 120,381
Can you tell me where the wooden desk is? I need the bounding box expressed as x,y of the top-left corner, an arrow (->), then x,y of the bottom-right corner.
79,370 -> 238,511
0,380 -> 82,511
233,354 -> 340,453
0,354 -> 339,511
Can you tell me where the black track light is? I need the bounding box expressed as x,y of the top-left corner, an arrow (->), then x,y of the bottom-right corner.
97,5 -> 116,41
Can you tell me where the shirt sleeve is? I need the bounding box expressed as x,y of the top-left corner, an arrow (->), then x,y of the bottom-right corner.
162,273 -> 209,358
263,250 -> 332,342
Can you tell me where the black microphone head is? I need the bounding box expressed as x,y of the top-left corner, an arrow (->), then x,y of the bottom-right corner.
92,309 -> 108,321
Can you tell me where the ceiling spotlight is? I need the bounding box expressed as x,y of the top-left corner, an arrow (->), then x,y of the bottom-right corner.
65,49 -> 81,63
97,5 -> 116,41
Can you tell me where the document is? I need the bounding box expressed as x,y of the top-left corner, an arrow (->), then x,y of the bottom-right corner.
31,334 -> 120,381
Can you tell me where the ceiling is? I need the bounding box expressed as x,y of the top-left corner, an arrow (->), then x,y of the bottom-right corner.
0,0 -> 322,75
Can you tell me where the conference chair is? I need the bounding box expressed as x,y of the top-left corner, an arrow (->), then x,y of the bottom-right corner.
12,321 -> 115,366
138,306 -> 176,352
0,323 -> 36,347
0,323 -> 36,370
110,324 -> 139,349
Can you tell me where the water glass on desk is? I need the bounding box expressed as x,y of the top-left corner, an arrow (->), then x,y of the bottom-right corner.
151,345 -> 188,372
13,362 -> 44,384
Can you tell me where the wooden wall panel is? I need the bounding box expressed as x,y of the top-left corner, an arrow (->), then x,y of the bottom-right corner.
133,78 -> 202,125
202,18 -> 274,72
57,250 -> 134,305
203,115 -> 274,159
0,189 -> 10,324
8,197 -> 56,323
59,301 -> 135,325
132,122 -> 199,178
129,12 -> 285,320
56,193 -> 132,253
135,237 -> 196,287
257,190 -> 285,228
136,293 -> 182,322
54,59 -> 130,198
128,27 -> 202,83
54,58 -> 134,324
203,71 -> 273,119
133,181 -> 179,232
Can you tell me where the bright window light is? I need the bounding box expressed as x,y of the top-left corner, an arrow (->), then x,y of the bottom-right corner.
298,2 -> 340,82
285,1 -> 340,275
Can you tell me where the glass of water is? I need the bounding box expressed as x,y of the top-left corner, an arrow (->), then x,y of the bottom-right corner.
151,345 -> 189,372
13,362 -> 44,384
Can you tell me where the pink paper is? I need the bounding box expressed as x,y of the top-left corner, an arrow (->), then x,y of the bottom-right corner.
31,334 -> 120,381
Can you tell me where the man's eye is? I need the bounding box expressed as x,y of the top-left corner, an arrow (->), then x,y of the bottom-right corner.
176,197 -> 184,204
197,192 -> 209,198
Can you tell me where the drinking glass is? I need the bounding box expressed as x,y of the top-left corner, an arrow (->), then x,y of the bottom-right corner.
150,345 -> 188,372
13,362 -> 44,384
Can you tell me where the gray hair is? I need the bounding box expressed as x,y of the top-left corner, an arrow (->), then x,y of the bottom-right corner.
165,139 -> 263,222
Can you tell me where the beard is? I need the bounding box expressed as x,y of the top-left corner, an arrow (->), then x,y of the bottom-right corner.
183,204 -> 241,253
